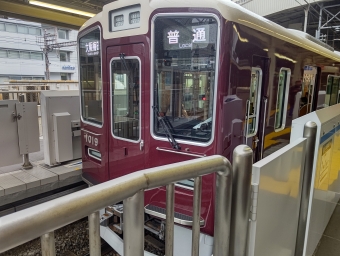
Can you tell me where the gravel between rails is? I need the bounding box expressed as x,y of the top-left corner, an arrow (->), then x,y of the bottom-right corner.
0,218 -> 95,256
0,218 -> 164,256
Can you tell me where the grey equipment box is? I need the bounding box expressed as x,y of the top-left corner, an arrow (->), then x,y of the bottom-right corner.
40,91 -> 81,166
0,100 -> 40,168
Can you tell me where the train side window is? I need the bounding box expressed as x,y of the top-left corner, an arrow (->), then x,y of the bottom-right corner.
79,27 -> 102,126
325,75 -> 340,106
274,68 -> 291,132
246,67 -> 262,137
111,58 -> 140,142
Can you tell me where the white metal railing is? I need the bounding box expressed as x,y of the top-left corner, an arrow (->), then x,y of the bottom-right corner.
0,150 -> 253,256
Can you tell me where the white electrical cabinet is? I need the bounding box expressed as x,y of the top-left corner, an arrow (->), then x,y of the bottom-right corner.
40,91 -> 81,166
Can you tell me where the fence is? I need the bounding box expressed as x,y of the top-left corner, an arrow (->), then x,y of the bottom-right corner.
0,149 -> 253,256
0,81 -> 79,104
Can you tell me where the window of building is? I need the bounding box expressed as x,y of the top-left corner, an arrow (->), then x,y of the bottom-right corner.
18,25 -> 28,34
5,24 -> 17,33
0,49 -> 7,58
29,27 -> 41,35
111,58 -> 140,141
30,52 -> 43,60
8,50 -> 19,59
59,51 -> 69,62
0,48 -> 43,60
274,68 -> 291,131
61,73 -> 70,80
20,51 -> 30,59
0,22 -> 41,35
79,27 -> 102,126
58,29 -> 68,39
9,76 -> 22,80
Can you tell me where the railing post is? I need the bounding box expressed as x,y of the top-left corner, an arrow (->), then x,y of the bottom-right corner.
41,232 -> 56,256
124,190 -> 144,256
22,153 -> 33,170
165,183 -> 175,256
229,145 -> 253,256
88,211 -> 101,256
295,121 -> 317,256
213,158 -> 233,256
192,176 -> 202,256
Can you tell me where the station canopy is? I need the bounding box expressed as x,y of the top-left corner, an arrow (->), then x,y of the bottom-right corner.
0,0 -> 115,30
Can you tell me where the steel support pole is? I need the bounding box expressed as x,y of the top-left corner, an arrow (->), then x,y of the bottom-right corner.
192,176 -> 202,256
229,145 -> 253,256
213,157 -> 233,256
41,232 -> 56,256
165,183 -> 175,256
304,5 -> 309,33
317,3 -> 323,39
124,190 -> 144,256
88,211 -> 101,256
294,121 -> 317,256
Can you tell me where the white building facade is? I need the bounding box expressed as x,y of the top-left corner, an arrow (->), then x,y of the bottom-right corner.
0,18 -> 78,83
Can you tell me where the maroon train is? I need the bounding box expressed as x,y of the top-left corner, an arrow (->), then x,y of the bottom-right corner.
78,0 -> 340,253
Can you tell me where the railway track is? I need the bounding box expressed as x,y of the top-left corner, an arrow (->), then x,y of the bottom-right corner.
0,181 -> 87,217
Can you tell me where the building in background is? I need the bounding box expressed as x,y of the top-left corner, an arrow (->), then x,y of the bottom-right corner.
0,18 -> 78,83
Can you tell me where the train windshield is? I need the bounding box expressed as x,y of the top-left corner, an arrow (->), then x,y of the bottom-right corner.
153,16 -> 218,143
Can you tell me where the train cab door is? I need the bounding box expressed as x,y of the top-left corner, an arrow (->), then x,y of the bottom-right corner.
107,44 -> 146,179
245,56 -> 270,162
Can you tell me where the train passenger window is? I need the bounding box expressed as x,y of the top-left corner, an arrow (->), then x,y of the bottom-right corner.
111,58 -> 140,141
325,75 -> 340,106
152,15 -> 219,143
79,27 -> 102,126
274,68 -> 291,131
246,68 -> 262,137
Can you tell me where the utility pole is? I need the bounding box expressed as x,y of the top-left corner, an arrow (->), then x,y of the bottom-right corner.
37,29 -> 77,80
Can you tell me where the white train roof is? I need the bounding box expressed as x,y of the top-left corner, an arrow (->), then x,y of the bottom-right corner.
79,0 -> 340,62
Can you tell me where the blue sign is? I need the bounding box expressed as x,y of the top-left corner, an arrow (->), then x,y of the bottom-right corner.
62,65 -> 75,70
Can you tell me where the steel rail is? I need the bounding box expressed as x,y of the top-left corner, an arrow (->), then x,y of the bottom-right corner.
0,155 -> 236,256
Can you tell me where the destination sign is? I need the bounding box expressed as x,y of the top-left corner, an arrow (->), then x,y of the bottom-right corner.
85,41 -> 100,56
163,25 -> 214,50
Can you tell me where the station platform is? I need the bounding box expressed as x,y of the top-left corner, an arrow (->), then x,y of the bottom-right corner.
313,202 -> 340,256
0,138 -> 83,212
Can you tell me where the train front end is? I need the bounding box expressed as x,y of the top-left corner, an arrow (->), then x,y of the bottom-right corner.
78,0 -> 237,255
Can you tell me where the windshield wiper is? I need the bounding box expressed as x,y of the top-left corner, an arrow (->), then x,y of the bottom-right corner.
119,53 -> 129,71
152,105 -> 181,150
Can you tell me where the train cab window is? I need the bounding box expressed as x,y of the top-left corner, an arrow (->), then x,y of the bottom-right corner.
111,58 -> 140,141
325,75 -> 340,106
152,15 -> 219,143
274,68 -> 291,131
79,28 -> 102,126
246,68 -> 262,137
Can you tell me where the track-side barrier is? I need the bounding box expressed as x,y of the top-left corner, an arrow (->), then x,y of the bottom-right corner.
0,147 -> 253,256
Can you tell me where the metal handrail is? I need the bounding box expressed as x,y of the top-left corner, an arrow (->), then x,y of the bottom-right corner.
0,151 -> 251,256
